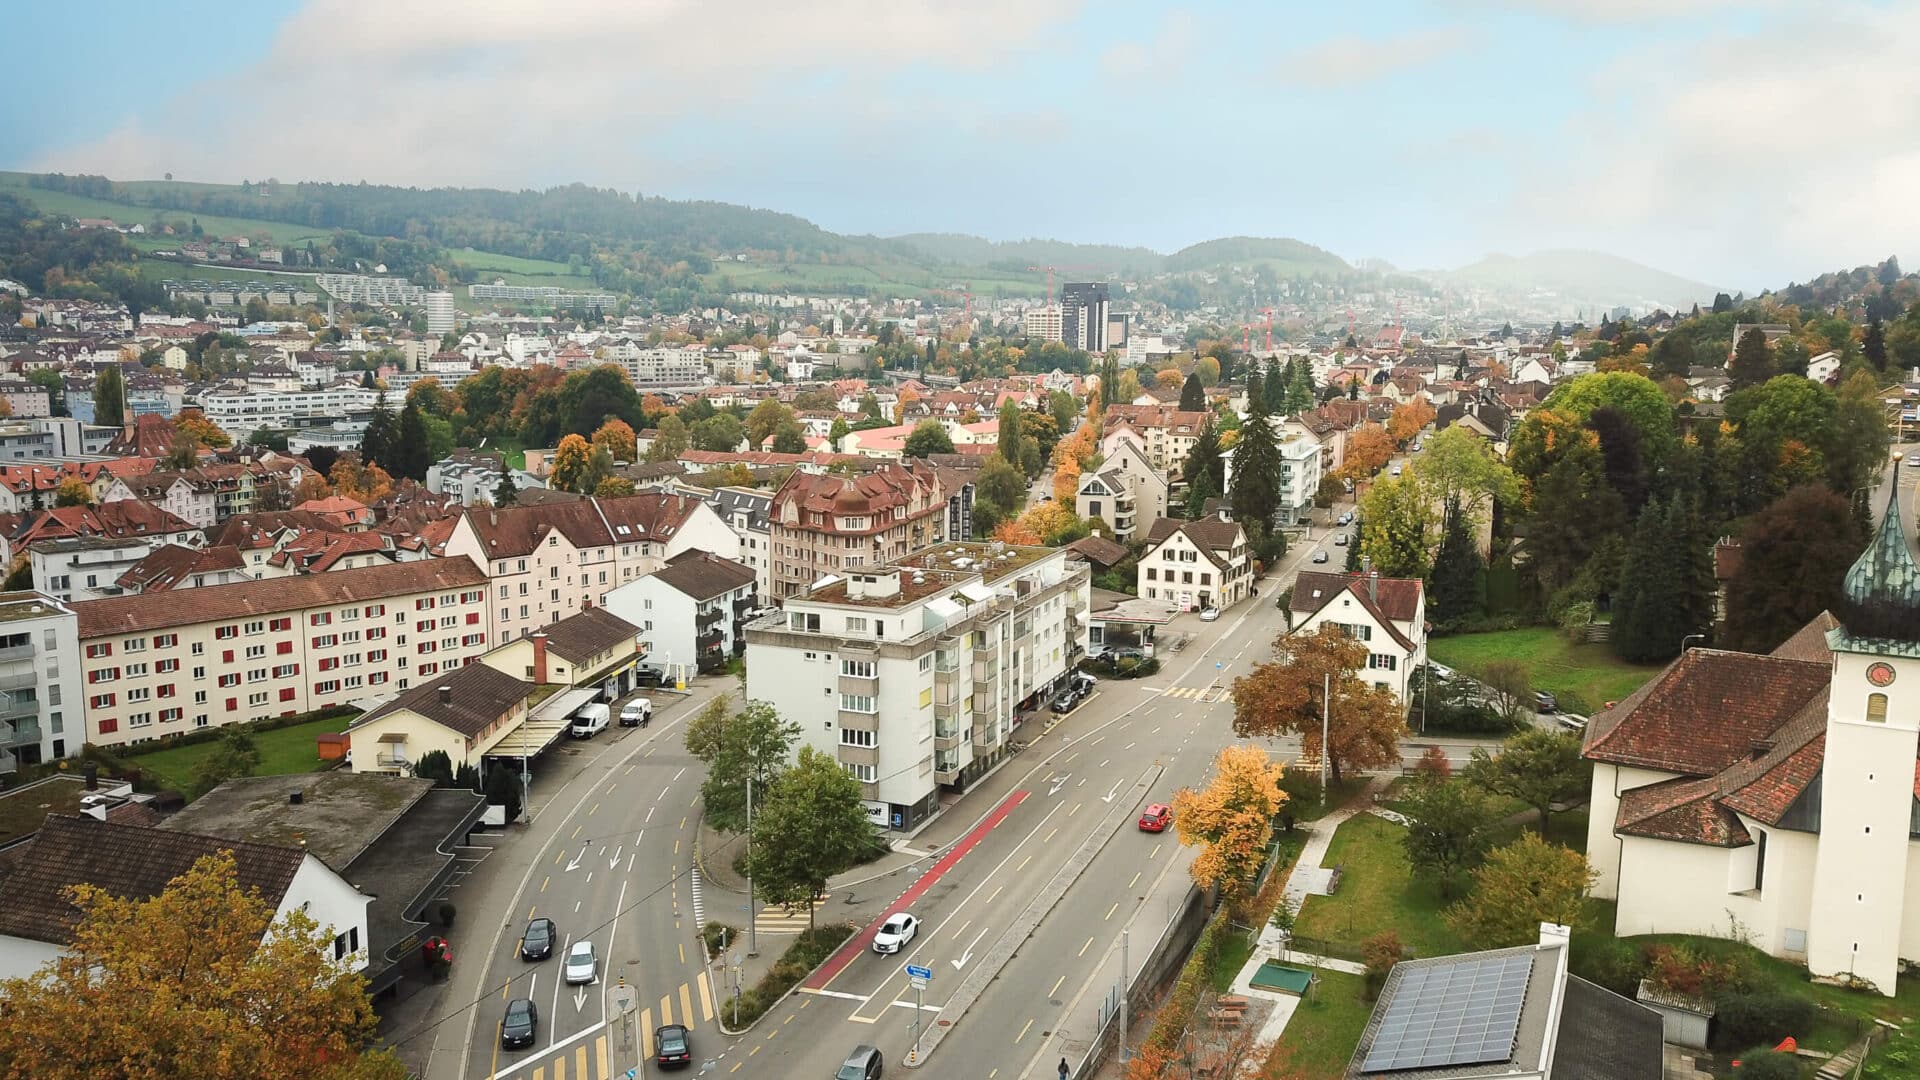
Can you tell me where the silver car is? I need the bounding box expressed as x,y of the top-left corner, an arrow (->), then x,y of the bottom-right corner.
563,940 -> 597,985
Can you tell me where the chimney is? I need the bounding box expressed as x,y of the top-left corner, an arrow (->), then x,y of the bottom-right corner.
83,763 -> 98,791
289,791 -> 304,805
438,685 -> 453,704
531,633 -> 549,685
1369,570 -> 1379,606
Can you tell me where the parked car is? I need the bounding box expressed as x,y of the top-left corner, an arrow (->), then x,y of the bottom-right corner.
520,917 -> 556,961
563,940 -> 597,984
1426,663 -> 1455,683
1312,549 -> 1329,564
634,664 -> 668,687
871,912 -> 919,954
1198,607 -> 1220,622
1099,646 -> 1146,665
500,998 -> 538,1049
1334,533 -> 1350,546
619,698 -> 653,727
1050,687 -> 1082,714
1138,803 -> 1172,832
838,1045 -> 885,1080
568,702 -> 610,738
1390,464 -> 1403,476
1533,690 -> 1559,713
1068,672 -> 1097,695
655,1023 -> 692,1068
1338,511 -> 1353,526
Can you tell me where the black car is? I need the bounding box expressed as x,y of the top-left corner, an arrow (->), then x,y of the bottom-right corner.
520,917 -> 556,961
1068,672 -> 1096,696
500,998 -> 538,1049
1050,688 -> 1081,714
656,1023 -> 692,1068
634,664 -> 668,688
1533,690 -> 1558,714
837,1045 -> 884,1080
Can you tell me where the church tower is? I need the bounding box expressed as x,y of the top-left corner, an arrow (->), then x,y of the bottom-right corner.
1809,455 -> 1920,992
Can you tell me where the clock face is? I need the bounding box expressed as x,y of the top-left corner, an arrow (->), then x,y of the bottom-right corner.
1868,662 -> 1897,688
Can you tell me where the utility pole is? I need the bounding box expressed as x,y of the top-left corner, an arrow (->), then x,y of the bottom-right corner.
745,773 -> 758,957
1118,927 -> 1131,1064
1321,673 -> 1331,795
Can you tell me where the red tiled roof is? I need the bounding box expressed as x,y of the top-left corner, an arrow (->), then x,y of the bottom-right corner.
1583,649 -> 1829,776
75,558 -> 487,638
13,500 -> 195,547
1616,777 -> 1752,847
770,464 -> 943,535
1770,610 -> 1838,663
1290,569 -> 1423,623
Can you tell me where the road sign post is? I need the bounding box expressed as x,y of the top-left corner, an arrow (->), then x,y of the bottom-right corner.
905,964 -> 933,1064
611,979 -> 639,1077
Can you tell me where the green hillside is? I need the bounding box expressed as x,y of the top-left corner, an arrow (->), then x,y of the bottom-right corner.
1164,236 -> 1352,276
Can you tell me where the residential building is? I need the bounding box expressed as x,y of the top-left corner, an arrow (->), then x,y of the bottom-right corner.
114,543 -> 255,594
30,536 -> 155,602
424,291 -> 457,337
314,274 -> 425,305
767,464 -> 948,599
1022,306 -> 1062,343
1288,570 -> 1428,702
1101,405 -> 1210,475
0,381 -> 51,419
437,493 -> 736,646
0,418 -> 116,462
746,541 -> 1090,831
482,606 -> 646,699
101,458 -> 311,526
1580,480 -> 1920,996
1221,417 -> 1324,525
468,284 -> 617,311
702,486 -> 773,599
604,551 -> 757,677
72,559 -> 492,748
426,452 -> 545,507
1059,282 -> 1110,354
1346,922 -> 1661,1080
8,501 -> 202,563
0,592 -> 80,771
0,815 -> 372,983
197,384 -> 378,430
1074,432 -> 1166,541
1136,515 -> 1253,613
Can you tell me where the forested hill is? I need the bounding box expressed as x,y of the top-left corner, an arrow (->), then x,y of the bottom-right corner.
878,233 -> 1163,275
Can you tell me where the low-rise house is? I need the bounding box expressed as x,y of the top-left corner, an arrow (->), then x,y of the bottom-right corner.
1136,515 -> 1252,613
604,551 -> 757,677
1287,569 -> 1428,702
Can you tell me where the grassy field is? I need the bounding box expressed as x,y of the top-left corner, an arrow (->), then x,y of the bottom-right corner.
448,247 -> 596,281
127,714 -> 353,794
1429,626 -> 1663,714
1264,968 -> 1372,1078
0,172 -> 333,247
1293,814 -> 1464,958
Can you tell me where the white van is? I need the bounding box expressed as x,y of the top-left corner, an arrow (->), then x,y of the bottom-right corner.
619,698 -> 653,727
568,702 -> 611,739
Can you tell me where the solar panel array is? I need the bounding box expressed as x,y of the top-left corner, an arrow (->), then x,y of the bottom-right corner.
1359,951 -> 1532,1073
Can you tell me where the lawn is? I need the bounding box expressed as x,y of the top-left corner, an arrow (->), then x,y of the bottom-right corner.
1293,814 -> 1464,959
0,172 -> 333,247
1429,626 -> 1663,715
1264,968 -> 1372,1078
127,714 -> 353,794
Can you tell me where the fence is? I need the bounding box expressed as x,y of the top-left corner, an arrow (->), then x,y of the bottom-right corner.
1080,887 -> 1208,1074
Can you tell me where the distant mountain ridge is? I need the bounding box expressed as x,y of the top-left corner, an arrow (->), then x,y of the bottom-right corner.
1435,249 -> 1721,310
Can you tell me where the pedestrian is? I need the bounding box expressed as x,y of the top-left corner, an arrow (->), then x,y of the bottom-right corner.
1058,1057 -> 1069,1080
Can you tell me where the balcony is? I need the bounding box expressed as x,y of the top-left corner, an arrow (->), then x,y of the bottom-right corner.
837,743 -> 879,768
972,723 -> 999,749
374,753 -> 410,770
0,668 -> 35,693
935,719 -> 965,751
0,644 -> 33,664
697,606 -> 726,630
4,718 -> 40,747
934,752 -> 963,784
0,692 -> 36,724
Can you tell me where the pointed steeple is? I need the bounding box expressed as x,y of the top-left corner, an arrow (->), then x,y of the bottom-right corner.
1835,454 -> 1920,644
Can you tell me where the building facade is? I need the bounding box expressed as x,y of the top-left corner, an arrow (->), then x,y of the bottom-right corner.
0,592 -> 81,771
1059,282 -> 1110,355
1287,570 -> 1428,703
1136,516 -> 1254,613
767,465 -> 947,599
603,552 -> 757,677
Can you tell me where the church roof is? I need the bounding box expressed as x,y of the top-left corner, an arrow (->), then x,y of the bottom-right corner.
1832,455 -> 1920,649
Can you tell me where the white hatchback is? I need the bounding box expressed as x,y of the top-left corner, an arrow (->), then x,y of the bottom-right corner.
563,940 -> 597,985
871,912 -> 919,954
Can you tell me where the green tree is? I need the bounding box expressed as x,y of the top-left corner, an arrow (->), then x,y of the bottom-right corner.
1524,438 -> 1624,600
690,413 -> 746,452
1184,467 -> 1218,520
92,365 -> 125,428
858,392 -> 883,420
358,389 -> 396,472
746,399 -> 795,449
493,468 -> 520,506
1428,500 -> 1483,631
1521,372 -> 1676,471
1411,426 -> 1519,527
484,764 -> 523,823
684,699 -> 801,834
412,749 -> 455,787
1100,354 -> 1119,407
1229,381 -> 1282,530
770,419 -> 809,454
973,452 -> 1026,534
1729,327 -> 1773,390
1463,729 -> 1590,836
1445,834 -> 1594,948
191,728 -> 260,796
645,414 -> 690,462
1400,777 -> 1502,897
1723,485 -> 1865,653
736,746 -> 878,926
1864,317 -> 1888,371
1178,371 -> 1206,411
1828,370 -> 1891,498
1049,389 -> 1078,436
1612,497 -> 1707,663
391,401 -> 432,481
1183,417 -> 1225,494
826,416 -> 850,451
1358,473 -> 1434,579
903,419 -> 955,458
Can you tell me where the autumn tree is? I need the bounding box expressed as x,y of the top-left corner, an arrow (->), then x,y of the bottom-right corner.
1387,399 -> 1435,446
1338,423 -> 1395,480
1463,729 -> 1590,836
594,476 -> 636,498
1156,367 -> 1185,391
549,433 -> 593,494
52,477 -> 94,507
645,414 -> 690,462
1478,659 -> 1533,727
1729,327 -> 1773,390
591,417 -> 637,463
1357,473 -> 1434,579
0,850 -> 404,1080
745,399 -> 795,450
1411,427 -> 1518,526
162,431 -> 204,471
1445,834 -> 1594,948
173,408 -> 232,449
1231,624 -> 1406,783
1171,744 -> 1288,899
737,746 -> 877,926
1723,485 -> 1865,653
328,457 -> 393,504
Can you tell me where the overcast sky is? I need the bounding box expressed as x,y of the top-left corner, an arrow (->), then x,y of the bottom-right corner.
6,0 -> 1916,291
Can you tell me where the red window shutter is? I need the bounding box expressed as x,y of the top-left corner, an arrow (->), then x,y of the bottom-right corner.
466,612 -> 480,625
277,641 -> 293,655
279,688 -> 296,702
225,698 -> 237,711
222,650 -> 234,663
97,718 -> 117,734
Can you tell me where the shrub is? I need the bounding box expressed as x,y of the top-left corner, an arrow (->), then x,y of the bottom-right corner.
724,922 -> 856,1028
1730,1049 -> 1800,1080
1712,993 -> 1817,1052
702,921 -> 739,958
1362,931 -> 1403,1001
1644,941 -> 1755,1000
1570,935 -> 1645,997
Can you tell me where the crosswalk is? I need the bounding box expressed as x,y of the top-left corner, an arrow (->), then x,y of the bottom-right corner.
514,1031 -> 618,1080
1160,685 -> 1229,702
504,973 -> 716,1079
637,971 -> 716,1056
753,893 -> 832,935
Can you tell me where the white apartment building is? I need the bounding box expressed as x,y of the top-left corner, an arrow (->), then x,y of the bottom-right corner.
314,274 -> 425,305
424,291 -> 457,337
437,494 -> 737,647
746,541 -> 1090,832
30,537 -> 154,603
702,486 -> 773,599
603,551 -> 757,678
1286,570 -> 1428,702
198,383 -> 379,429
1136,515 -> 1254,613
1023,306 -> 1063,342
0,592 -> 82,770
1220,417 -> 1325,526
72,560 -> 492,748
624,347 -> 708,387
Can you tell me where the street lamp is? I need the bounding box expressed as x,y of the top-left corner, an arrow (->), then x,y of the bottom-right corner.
1681,634 -> 1705,654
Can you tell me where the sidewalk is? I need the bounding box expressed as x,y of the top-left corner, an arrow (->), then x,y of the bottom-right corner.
380,679 -> 737,1080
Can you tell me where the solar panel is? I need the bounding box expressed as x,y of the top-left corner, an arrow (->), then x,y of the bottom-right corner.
1359,951 -> 1533,1073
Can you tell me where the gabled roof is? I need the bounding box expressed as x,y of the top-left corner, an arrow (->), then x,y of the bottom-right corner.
352,663 -> 534,739
461,498 -> 613,557
652,551 -> 757,601
75,558 -> 488,638
537,606 -> 640,664
14,500 -> 196,548
1064,535 -> 1129,568
1290,569 -> 1423,623
0,815 -> 307,945
1583,648 -> 1829,776
116,543 -> 247,592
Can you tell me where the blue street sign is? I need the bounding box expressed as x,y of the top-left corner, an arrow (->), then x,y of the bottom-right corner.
906,964 -> 933,980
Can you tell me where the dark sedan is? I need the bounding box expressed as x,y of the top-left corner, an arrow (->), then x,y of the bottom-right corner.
500,998 -> 537,1049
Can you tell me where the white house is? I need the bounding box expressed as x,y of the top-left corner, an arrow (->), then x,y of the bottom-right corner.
1136,515 -> 1252,613
1075,431 -> 1167,541
1286,569 -> 1427,703
603,551 -> 757,677
1583,482 -> 1920,996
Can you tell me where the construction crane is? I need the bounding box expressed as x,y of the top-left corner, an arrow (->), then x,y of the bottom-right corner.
1261,307 -> 1277,353
1024,264 -> 1101,309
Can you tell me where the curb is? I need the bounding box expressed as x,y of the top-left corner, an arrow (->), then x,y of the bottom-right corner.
711,920 -> 859,1037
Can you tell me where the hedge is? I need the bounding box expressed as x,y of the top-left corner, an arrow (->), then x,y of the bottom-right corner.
725,922 -> 856,1028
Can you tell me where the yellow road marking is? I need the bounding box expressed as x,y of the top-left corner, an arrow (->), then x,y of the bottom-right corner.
699,971 -> 715,1021
1044,828 -> 1058,843
647,747 -> 656,756
1068,803 -> 1081,817
681,982 -> 694,1027
748,1045 -> 760,1057
527,905 -> 537,920
1016,855 -> 1032,872
641,1007 -> 654,1057
540,876 -> 549,893
730,1065 -> 742,1074
596,1034 -> 609,1079
573,1043 -> 585,1079
1128,872 -> 1141,889
1091,736 -> 1105,746
554,1051 -> 565,1080
554,850 -> 564,866
1016,1018 -> 1034,1043
679,941 -> 685,963
987,886 -> 1003,903
1150,842 -> 1162,859
1049,974 -> 1065,996
660,993 -> 673,1025
1105,902 -> 1119,920
674,838 -> 681,855
1078,936 -> 1094,957
502,979 -> 510,1000
589,802 -> 599,816
680,816 -> 688,829
626,764 -> 636,775
570,825 -> 583,839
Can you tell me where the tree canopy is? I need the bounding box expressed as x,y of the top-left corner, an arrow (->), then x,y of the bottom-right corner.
1230,624 -> 1405,783
1171,744 -> 1288,898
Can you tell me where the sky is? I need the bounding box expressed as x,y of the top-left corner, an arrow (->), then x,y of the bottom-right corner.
5,0 -> 1917,292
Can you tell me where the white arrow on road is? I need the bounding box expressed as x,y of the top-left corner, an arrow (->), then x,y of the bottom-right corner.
608,845 -> 622,869
951,925 -> 991,970
573,987 -> 589,1012
1100,779 -> 1124,804
1049,774 -> 1070,796
564,844 -> 589,872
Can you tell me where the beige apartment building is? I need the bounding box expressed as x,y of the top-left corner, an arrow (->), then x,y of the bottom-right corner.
73,560 -> 492,747
437,493 -> 736,647
767,464 -> 947,599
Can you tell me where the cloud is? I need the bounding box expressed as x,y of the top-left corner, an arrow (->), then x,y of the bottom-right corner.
34,0 -> 1083,192
1463,0 -> 1759,22
1273,26 -> 1468,87
1099,10 -> 1195,78
1502,2 -> 1920,285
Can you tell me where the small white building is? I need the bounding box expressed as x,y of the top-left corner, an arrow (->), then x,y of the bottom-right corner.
603,551 -> 757,677
1136,515 -> 1252,613
29,536 -> 153,603
1286,569 -> 1428,703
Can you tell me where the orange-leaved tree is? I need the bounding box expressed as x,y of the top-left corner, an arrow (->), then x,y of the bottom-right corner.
0,850 -> 405,1080
591,417 -> 637,464
1171,743 -> 1288,898
1386,399 -> 1435,446
1230,624 -> 1406,784
550,433 -> 593,493
1337,423 -> 1395,480
173,407 -> 234,449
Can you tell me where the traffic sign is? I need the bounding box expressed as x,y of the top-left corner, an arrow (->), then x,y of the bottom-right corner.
610,982 -> 637,1016
905,964 -> 932,980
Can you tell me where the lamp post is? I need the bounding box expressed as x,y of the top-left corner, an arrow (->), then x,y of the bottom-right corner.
1681,633 -> 1705,654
